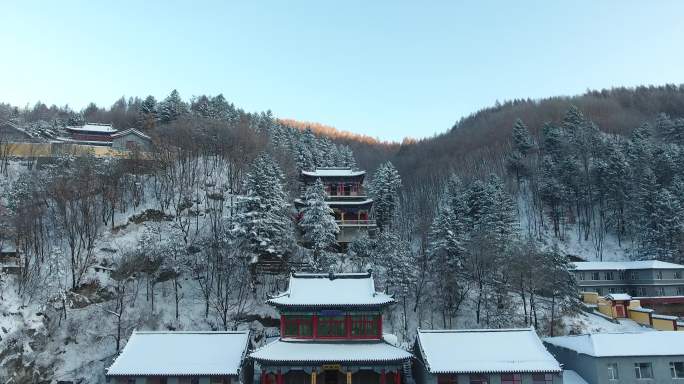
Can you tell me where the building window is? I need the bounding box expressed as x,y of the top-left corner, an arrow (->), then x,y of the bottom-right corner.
670,362 -> 684,378
634,362 -> 653,379
578,272 -> 585,281
657,271 -> 663,280
676,271 -> 683,279
350,315 -> 380,338
592,272 -> 601,280
637,287 -> 646,297
609,288 -> 618,294
317,316 -> 346,337
501,374 -> 521,384
469,374 -> 488,384
596,288 -> 603,296
282,315 -> 313,338
607,363 -> 619,380
437,375 -> 457,384
631,272 -> 640,280
531,374 -> 553,384
605,271 -> 614,280
618,271 -> 626,280
678,287 -> 684,295
657,287 -> 665,296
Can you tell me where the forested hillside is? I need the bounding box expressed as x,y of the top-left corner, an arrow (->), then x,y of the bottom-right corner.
2,85 -> 684,382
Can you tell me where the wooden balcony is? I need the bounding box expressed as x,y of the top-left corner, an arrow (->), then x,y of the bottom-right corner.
336,219 -> 377,227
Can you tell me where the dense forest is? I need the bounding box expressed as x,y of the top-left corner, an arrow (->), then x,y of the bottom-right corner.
2,84 -> 684,382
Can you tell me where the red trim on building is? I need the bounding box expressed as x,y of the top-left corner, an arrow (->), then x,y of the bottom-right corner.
637,296 -> 684,305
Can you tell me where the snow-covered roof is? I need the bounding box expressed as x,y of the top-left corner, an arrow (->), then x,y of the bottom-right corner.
544,332 -> 684,357
111,128 -> 151,140
326,199 -> 374,206
66,123 -> 117,133
302,168 -> 365,178
1,244 -> 17,253
563,370 -> 589,384
107,331 -> 249,376
605,293 -> 632,301
416,328 -> 561,374
572,260 -> 684,271
266,272 -> 394,308
250,339 -> 411,363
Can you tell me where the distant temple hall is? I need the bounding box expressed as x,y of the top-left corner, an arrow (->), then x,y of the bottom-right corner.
295,167 -> 377,244
250,272 -> 412,384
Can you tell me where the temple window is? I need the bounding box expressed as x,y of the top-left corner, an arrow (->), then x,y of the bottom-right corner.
282,315 -> 314,338
317,316 -> 346,337
350,315 -> 380,338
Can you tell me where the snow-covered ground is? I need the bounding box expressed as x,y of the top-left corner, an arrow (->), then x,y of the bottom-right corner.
562,310 -> 653,335
0,159 -> 646,382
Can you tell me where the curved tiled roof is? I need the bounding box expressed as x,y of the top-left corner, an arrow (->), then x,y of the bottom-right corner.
266,272 -> 394,308
107,331 -> 250,376
417,328 -> 561,374
250,339 -> 411,363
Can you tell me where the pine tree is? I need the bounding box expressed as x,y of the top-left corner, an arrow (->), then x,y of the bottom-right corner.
338,145 -> 357,169
210,94 -> 231,120
159,89 -> 187,124
603,141 -> 630,244
138,95 -> 157,130
347,233 -> 375,272
370,161 -> 402,230
427,193 -> 469,326
636,187 -> 683,262
234,153 -> 294,258
512,118 -> 534,155
539,245 -> 580,336
300,178 -> 339,270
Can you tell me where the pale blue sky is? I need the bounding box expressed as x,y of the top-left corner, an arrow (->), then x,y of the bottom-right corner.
2,1 -> 683,141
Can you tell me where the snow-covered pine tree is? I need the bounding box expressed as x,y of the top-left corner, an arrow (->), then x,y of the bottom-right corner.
512,118 -> 534,155
138,95 -> 158,130
234,153 -> 294,259
635,186 -> 683,262
210,94 -> 232,120
346,233 -> 375,272
159,89 -> 187,124
370,161 -> 402,230
371,229 -> 416,334
603,141 -> 630,244
299,178 -> 339,270
539,245 -> 581,336
427,194 -> 469,326
654,112 -> 682,143
338,145 -> 357,169
190,95 -> 212,118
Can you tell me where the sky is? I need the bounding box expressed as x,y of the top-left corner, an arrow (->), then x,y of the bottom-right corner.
1,1 -> 683,142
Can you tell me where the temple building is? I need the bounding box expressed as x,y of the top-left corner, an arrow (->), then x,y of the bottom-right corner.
250,272 -> 413,384
414,328 -> 563,384
295,167 -> 377,244
106,331 -> 251,384
66,123 -> 118,144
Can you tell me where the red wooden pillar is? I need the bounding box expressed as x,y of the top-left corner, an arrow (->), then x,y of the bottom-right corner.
313,314 -> 319,339
394,371 -> 400,384
345,315 -> 352,338
380,370 -> 386,384
378,315 -> 383,338
261,372 -> 266,384
278,370 -> 283,384
280,315 -> 285,337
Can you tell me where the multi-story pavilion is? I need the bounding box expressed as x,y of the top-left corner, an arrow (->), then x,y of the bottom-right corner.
250,272 -> 412,384
295,167 -> 377,244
